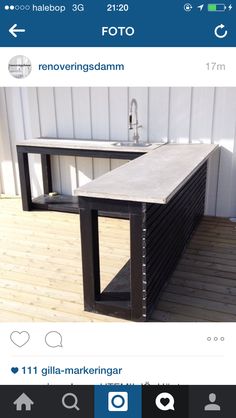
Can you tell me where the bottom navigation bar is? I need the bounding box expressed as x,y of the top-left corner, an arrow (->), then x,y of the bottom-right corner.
0,385 -> 234,417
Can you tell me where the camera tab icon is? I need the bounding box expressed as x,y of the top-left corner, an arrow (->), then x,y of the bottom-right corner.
108,392 -> 128,412
94,386 -> 141,418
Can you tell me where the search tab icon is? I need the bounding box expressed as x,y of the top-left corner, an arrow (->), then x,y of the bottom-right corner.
62,393 -> 80,411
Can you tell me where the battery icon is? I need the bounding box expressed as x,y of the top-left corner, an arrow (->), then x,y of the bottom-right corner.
208,3 -> 227,11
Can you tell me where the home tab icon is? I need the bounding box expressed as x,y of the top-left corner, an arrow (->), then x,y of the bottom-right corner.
13,393 -> 34,411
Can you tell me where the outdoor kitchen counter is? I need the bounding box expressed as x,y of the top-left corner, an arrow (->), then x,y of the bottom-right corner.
17,138 -> 161,153
76,144 -> 219,322
16,139 -> 219,322
16,138 -> 163,213
75,144 -> 218,203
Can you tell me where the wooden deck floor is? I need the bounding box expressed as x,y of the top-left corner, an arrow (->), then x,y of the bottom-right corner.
0,198 -> 129,322
0,198 -> 236,322
153,217 -> 236,322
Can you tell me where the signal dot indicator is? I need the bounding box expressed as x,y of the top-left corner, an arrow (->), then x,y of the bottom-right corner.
5,5 -> 10,10
10,5 -> 15,10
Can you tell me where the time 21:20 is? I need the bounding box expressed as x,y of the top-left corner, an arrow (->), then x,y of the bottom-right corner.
107,4 -> 129,12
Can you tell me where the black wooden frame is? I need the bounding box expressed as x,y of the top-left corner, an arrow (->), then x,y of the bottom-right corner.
79,197 -> 146,321
79,163 -> 207,322
17,143 -> 208,322
16,144 -> 142,213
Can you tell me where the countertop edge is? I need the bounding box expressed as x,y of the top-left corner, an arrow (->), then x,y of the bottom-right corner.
76,144 -> 219,205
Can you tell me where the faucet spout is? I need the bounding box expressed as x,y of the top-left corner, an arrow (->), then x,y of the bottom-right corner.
129,98 -> 142,144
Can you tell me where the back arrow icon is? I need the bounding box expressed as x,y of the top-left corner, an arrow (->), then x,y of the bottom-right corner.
214,24 -> 228,39
9,24 -> 26,38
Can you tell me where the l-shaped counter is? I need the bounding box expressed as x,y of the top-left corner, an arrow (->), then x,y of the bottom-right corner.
75,143 -> 217,204
16,139 -> 218,321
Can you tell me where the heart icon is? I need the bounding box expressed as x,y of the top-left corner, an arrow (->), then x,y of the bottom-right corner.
11,367 -> 19,374
10,331 -> 30,347
160,398 -> 169,407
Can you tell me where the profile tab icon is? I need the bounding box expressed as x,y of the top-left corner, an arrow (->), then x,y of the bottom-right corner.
204,393 -> 221,411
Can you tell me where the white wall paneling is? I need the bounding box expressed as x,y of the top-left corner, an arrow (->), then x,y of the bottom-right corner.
169,87 -> 192,144
0,89 -> 16,195
212,88 -> 236,216
4,88 -> 26,195
54,88 -> 76,195
1,87 -> 236,217
37,87 -> 61,193
90,87 -> 111,178
189,87 -> 215,143
148,87 -> 170,143
72,87 -> 93,186
21,88 -> 43,197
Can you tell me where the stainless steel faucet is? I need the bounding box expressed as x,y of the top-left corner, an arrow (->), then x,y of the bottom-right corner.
129,98 -> 142,144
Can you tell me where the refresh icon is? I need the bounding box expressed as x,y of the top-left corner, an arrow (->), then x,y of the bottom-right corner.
214,24 -> 228,39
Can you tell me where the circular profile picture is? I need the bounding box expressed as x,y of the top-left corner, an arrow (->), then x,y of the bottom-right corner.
8,55 -> 32,79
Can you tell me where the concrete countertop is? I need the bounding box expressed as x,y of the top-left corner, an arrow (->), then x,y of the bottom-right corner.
75,144 -> 218,204
17,138 -> 163,153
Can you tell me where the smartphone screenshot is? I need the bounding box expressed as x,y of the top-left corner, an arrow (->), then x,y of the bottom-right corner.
0,1 -> 236,416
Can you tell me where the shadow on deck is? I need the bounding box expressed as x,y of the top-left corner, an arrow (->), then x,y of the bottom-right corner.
153,217 -> 236,321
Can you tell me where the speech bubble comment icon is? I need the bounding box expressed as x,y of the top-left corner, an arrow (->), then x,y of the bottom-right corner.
45,331 -> 63,348
155,392 -> 175,411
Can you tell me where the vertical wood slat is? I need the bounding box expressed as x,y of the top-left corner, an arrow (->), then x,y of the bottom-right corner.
189,87 -> 215,143
230,132 -> 236,215
90,87 -> 110,140
169,87 -> 192,144
212,88 -> 236,217
91,87 -> 111,179
149,87 -> 170,143
109,87 -> 129,169
37,87 -> 61,193
21,87 -> 43,197
4,88 -> 26,195
72,87 -> 93,186
54,87 -> 76,195
0,88 -> 16,195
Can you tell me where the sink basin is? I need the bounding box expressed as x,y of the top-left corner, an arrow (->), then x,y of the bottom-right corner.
114,142 -> 152,148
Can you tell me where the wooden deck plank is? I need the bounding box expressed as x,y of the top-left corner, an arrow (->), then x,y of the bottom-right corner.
150,309 -> 205,322
166,283 -> 236,305
173,270 -> 236,288
153,215 -> 236,321
1,199 -> 236,322
153,301 -> 236,322
170,276 -> 236,295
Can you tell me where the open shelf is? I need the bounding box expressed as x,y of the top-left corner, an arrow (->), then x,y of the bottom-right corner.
32,194 -> 79,213
32,194 -> 129,219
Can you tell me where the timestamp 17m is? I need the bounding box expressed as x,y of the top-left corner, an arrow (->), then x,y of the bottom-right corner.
206,62 -> 226,71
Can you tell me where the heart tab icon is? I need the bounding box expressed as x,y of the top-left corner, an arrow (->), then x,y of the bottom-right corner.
10,331 -> 30,347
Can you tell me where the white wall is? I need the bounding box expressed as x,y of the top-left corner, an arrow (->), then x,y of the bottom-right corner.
0,87 -> 236,217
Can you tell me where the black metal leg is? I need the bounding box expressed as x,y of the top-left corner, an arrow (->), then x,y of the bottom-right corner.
41,154 -> 52,194
80,204 -> 101,311
17,151 -> 32,211
130,210 -> 145,321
